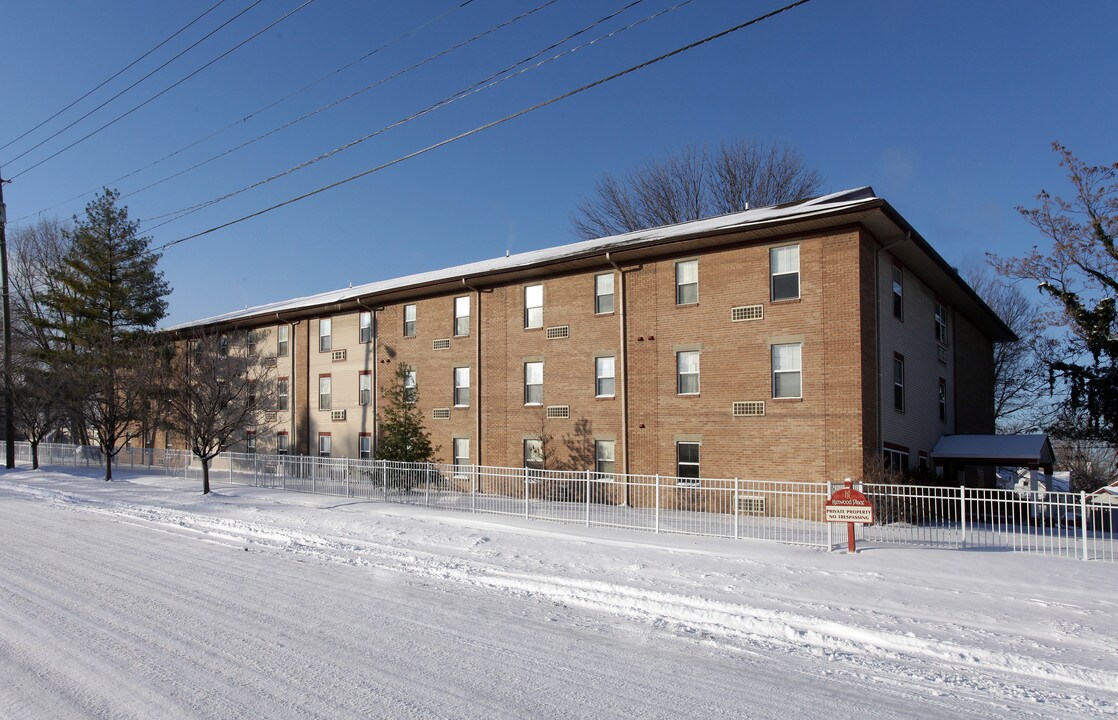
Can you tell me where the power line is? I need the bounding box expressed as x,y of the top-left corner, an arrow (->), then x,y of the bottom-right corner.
150,0 -> 814,254
11,0 -> 480,225
0,0 -> 231,155
143,0 -> 662,228
6,0 -> 317,181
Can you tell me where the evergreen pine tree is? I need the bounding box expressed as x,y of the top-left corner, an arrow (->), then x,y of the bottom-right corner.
376,363 -> 438,462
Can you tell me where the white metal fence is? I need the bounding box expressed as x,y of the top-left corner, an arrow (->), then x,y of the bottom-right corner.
11,442 -> 1117,562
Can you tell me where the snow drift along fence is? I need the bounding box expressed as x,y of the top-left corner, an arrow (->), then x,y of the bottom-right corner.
12,442 -> 1116,561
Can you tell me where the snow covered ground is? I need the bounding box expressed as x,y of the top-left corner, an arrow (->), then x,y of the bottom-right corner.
2,467 -> 1116,719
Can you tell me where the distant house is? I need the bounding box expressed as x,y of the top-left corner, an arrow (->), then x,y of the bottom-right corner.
165,187 -> 1014,482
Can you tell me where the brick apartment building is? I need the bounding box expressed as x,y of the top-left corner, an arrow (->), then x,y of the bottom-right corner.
167,187 -> 1015,484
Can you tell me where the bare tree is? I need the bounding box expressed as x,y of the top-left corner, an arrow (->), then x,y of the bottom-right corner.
572,139 -> 823,239
162,330 -> 274,494
1052,434 -> 1118,493
10,357 -> 65,469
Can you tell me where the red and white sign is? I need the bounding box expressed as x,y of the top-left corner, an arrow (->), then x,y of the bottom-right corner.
826,480 -> 874,553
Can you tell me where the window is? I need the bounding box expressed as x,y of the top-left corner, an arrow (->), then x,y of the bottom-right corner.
277,377 -> 289,411
247,380 -> 257,410
246,432 -> 257,454
893,354 -> 905,412
453,438 -> 469,469
883,447 -> 908,472
318,434 -> 331,458
319,374 -> 332,410
360,311 -> 373,344
319,318 -> 332,352
935,301 -> 948,345
595,356 -> 616,397
524,285 -> 543,329
165,431 -> 174,450
524,361 -> 543,405
595,440 -> 615,476
524,438 -> 543,470
219,334 -> 229,356
676,351 -> 699,395
359,372 -> 371,406
675,260 -> 698,305
192,340 -> 202,358
892,264 -> 904,320
772,343 -> 802,399
454,367 -> 470,407
404,370 -> 417,404
454,296 -> 470,337
403,304 -> 417,337
770,245 -> 800,301
277,325 -> 289,357
595,273 -> 614,314
938,377 -> 947,422
277,432 -> 289,455
246,331 -> 256,354
359,433 -> 372,460
676,442 -> 700,484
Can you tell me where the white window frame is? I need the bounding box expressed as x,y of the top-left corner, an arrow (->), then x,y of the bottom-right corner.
359,434 -> 372,460
403,304 -> 417,337
453,438 -> 470,469
359,372 -> 371,406
359,311 -> 373,344
938,377 -> 947,422
524,284 -> 543,329
676,441 -> 700,484
246,432 -> 257,454
318,434 -> 331,458
892,264 -> 904,320
277,432 -> 289,455
595,273 -> 614,314
319,375 -> 332,410
277,325 -> 289,357
675,260 -> 698,305
454,296 -> 470,337
595,356 -> 615,398
772,343 -> 802,399
935,301 -> 949,345
770,245 -> 800,301
454,367 -> 470,407
524,361 -> 543,405
595,440 -> 615,477
524,438 -> 544,471
894,354 -> 905,412
277,377 -> 289,411
319,318 -> 332,352
404,370 -> 417,404
677,350 -> 700,395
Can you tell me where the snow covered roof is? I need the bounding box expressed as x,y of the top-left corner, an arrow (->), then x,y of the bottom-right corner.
1089,480 -> 1118,506
932,434 -> 1055,466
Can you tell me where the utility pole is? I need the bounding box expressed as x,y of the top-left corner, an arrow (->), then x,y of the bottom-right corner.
0,168 -> 14,468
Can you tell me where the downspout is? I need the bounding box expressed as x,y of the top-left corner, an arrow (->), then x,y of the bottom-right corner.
356,299 -> 382,456
462,278 -> 482,466
606,252 -> 629,507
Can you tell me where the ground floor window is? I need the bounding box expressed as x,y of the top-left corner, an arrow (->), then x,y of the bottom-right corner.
595,440 -> 615,477
524,438 -> 543,471
676,442 -> 700,484
883,447 -> 908,472
359,433 -> 371,460
277,432 -> 289,455
319,434 -> 331,458
453,438 -> 470,469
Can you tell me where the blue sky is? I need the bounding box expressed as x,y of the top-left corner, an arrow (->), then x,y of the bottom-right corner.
1,0 -> 1114,325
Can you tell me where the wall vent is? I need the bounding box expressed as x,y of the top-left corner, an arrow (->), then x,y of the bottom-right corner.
264,411 -> 278,423
330,409 -> 347,421
545,405 -> 570,419
263,356 -> 277,368
733,401 -> 765,417
331,349 -> 347,362
731,305 -> 764,322
432,408 -> 451,420
736,495 -> 766,515
546,325 -> 570,340
432,338 -> 452,350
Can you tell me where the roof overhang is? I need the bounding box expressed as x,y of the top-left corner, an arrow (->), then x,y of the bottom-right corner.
932,434 -> 1055,467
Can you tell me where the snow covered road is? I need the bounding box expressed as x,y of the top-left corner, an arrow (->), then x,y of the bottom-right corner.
1,468 -> 1115,719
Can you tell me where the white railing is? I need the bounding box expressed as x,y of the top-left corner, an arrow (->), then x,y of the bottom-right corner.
9,442 -> 1116,562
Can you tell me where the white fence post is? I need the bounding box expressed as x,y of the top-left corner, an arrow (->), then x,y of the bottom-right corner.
733,478 -> 739,540
585,469 -> 591,527
959,485 -> 967,548
425,462 -> 431,507
471,465 -> 477,513
524,467 -> 530,519
1081,491 -> 1089,561
655,475 -> 661,534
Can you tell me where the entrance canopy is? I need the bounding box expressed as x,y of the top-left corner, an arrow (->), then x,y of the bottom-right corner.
932,434 -> 1055,474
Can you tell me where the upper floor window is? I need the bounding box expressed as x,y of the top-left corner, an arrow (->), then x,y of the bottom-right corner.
247,380 -> 257,410
524,361 -> 543,405
772,343 -> 802,399
277,325 -> 289,357
675,260 -> 698,305
319,318 -> 332,352
404,370 -> 417,404
595,356 -> 616,398
595,273 -> 614,314
934,301 -> 948,345
277,377 -> 289,411
219,335 -> 229,356
893,353 -> 905,412
677,351 -> 700,395
454,367 -> 470,407
525,285 -> 543,329
403,304 -> 417,337
676,442 -> 700,484
892,264 -> 904,320
360,311 -> 373,344
455,296 -> 470,337
359,371 -> 371,406
246,331 -> 256,354
319,375 -> 332,410
938,377 -> 947,422
770,245 -> 800,301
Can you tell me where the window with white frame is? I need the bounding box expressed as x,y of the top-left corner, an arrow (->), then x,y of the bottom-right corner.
676,442 -> 700,483
319,375 -> 331,410
454,367 -> 470,407
219,334 -> 229,356
318,434 -> 331,458
277,432 -> 289,455
277,377 -> 289,411
893,354 -> 905,412
892,264 -> 904,320
454,296 -> 470,337
595,273 -> 614,314
319,318 -> 332,352
404,369 -> 417,404
525,284 -> 543,329
246,331 -> 256,354
165,431 -> 174,449
524,361 -> 543,405
403,304 -> 417,337
677,350 -> 700,395
359,434 -> 371,460
277,325 -> 289,357
246,432 -> 257,454
883,447 -> 908,472
675,260 -> 698,305
453,438 -> 469,469
247,380 -> 257,410
938,377 -> 947,422
359,372 -> 371,406
770,245 -> 800,301
360,311 -> 373,344
595,440 -> 615,476
524,438 -> 543,470
595,356 -> 615,397
935,301 -> 948,345
772,343 -> 802,398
